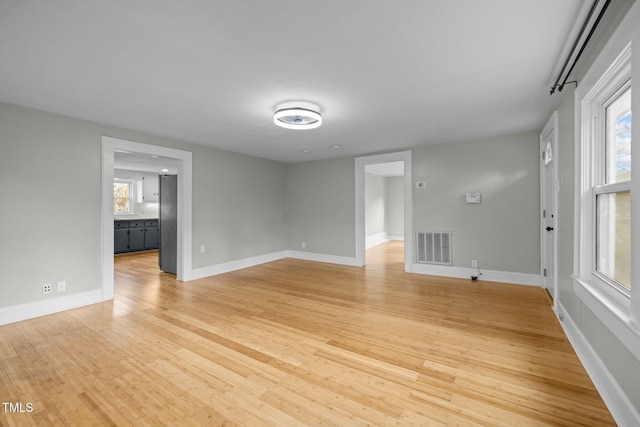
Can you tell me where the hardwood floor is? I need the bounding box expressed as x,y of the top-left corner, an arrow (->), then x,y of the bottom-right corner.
0,243 -> 614,426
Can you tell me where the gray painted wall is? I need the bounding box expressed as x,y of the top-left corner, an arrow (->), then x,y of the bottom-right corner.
0,103 -> 102,308
286,157 -> 355,257
412,132 -> 541,273
0,102 -> 287,308
365,173 -> 386,237
365,173 -> 404,239
386,176 -> 404,237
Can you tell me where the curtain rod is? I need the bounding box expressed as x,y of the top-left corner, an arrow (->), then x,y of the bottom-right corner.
550,0 -> 612,95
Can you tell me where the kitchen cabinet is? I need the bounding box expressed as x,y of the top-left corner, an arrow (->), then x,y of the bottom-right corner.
114,219 -> 158,254
144,220 -> 158,250
142,175 -> 159,202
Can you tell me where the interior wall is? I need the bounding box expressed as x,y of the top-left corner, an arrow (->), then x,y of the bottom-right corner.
286,157 -> 356,258
386,176 -> 404,239
365,173 -> 386,238
365,173 -> 404,243
412,131 -> 541,274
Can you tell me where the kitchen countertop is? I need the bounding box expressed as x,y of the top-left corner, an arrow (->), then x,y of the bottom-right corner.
114,215 -> 158,221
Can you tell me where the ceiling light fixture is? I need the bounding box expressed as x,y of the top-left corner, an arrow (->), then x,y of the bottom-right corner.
273,103 -> 322,130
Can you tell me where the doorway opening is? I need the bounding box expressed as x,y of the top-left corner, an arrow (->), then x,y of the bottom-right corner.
355,151 -> 413,272
101,136 -> 193,301
364,161 -> 406,271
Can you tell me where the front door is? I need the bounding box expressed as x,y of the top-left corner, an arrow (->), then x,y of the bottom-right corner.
540,113 -> 557,305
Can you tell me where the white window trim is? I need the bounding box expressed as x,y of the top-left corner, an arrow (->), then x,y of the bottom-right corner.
574,3 -> 640,362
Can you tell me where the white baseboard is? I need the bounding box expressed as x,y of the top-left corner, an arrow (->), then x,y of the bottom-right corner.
0,289 -> 104,326
411,264 -> 541,286
287,250 -> 357,266
556,302 -> 640,427
366,232 -> 389,249
190,249 -> 357,281
366,233 -> 405,249
189,250 -> 289,281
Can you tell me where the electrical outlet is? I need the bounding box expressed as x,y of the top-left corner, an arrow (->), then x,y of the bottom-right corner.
57,281 -> 66,292
301,241 -> 306,249
200,245 -> 205,253
42,283 -> 52,295
472,259 -> 478,268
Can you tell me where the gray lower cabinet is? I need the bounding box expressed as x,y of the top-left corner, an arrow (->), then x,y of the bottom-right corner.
144,220 -> 158,250
114,219 -> 158,254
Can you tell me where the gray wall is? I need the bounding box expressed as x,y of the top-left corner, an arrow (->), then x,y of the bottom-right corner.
365,173 -> 386,237
286,157 -> 355,257
386,176 -> 404,237
365,173 -> 404,240
0,103 -> 102,307
412,132 -> 540,273
0,102 -> 287,308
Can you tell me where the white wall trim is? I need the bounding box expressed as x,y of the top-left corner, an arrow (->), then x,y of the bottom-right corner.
366,232 -> 390,249
0,290 -> 103,326
190,251 -> 289,280
287,250 -> 357,266
192,250 -> 358,281
556,302 -> 640,427
412,264 -> 541,287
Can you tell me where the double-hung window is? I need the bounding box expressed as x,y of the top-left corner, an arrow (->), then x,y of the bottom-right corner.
595,82 -> 631,294
575,19 -> 639,360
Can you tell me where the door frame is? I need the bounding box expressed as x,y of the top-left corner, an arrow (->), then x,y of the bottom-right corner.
101,136 -> 193,301
355,151 -> 413,272
540,112 -> 558,310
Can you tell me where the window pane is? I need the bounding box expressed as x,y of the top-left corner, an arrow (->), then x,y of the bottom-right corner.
113,182 -> 131,213
596,191 -> 631,290
114,197 -> 130,213
606,87 -> 631,184
114,182 -> 130,198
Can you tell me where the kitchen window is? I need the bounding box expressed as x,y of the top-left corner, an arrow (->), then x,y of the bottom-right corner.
113,179 -> 133,213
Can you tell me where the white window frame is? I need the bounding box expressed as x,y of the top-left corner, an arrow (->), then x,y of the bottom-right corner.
574,3 -> 640,362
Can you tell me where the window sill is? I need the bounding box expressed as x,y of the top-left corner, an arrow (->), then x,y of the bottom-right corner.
573,275 -> 640,362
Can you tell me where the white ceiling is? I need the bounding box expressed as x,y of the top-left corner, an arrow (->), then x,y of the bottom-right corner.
0,1 -> 583,163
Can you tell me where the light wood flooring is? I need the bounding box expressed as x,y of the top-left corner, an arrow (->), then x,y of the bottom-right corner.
0,242 -> 614,426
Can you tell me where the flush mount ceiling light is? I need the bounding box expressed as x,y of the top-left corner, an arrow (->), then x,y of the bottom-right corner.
273,103 -> 322,130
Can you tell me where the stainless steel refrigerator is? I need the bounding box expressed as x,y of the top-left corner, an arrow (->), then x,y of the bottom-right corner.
159,175 -> 177,274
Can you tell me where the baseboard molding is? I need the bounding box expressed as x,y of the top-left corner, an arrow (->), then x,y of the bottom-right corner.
189,250 -> 289,281
287,250 -> 357,266
187,249 -> 359,282
366,232 -> 390,249
0,289 -> 104,326
556,302 -> 640,426
411,264 -> 541,286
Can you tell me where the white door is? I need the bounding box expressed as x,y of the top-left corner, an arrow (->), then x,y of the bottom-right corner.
540,113 -> 558,305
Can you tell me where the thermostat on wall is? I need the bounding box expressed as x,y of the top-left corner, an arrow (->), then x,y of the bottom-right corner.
465,192 -> 481,204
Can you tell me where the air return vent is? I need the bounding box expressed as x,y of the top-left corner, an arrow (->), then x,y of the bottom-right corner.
416,231 -> 452,265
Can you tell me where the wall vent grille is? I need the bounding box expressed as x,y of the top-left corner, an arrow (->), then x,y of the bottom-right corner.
416,231 -> 452,265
